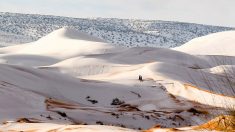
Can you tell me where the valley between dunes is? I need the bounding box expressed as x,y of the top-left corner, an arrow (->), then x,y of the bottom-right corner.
0,28 -> 234,131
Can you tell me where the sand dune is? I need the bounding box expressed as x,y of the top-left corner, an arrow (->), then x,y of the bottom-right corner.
174,31 -> 235,56
0,28 -> 234,131
0,28 -> 121,67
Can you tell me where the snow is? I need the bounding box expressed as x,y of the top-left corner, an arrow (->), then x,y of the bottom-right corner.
138,104 -> 157,111
0,12 -> 233,48
0,123 -> 138,132
0,27 -> 234,131
174,31 -> 235,56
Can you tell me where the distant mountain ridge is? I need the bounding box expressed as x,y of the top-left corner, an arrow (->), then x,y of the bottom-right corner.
0,12 -> 234,47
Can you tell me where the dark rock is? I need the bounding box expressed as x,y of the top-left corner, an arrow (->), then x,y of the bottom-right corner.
57,111 -> 67,117
111,98 -> 124,105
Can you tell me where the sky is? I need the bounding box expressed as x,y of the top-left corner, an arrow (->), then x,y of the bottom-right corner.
0,0 -> 234,27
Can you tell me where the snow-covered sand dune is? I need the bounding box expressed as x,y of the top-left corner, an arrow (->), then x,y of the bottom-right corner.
0,28 -> 234,131
174,31 -> 235,56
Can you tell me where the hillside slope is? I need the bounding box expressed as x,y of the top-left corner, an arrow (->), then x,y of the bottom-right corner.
0,12 -> 234,48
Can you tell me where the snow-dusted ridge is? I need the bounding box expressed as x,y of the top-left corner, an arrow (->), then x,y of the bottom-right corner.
0,12 -> 234,48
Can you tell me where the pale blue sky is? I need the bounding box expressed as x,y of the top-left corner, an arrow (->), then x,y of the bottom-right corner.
0,0 -> 234,27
